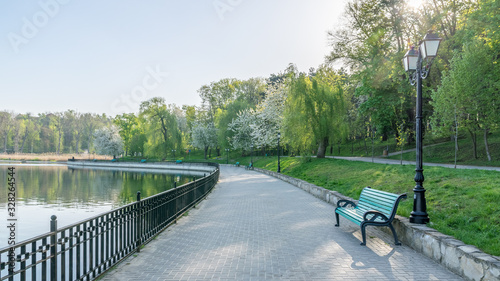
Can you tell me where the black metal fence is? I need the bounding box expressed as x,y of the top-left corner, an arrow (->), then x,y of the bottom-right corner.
0,163 -> 219,281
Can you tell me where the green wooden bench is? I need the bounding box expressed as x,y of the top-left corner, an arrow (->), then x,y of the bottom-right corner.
140,159 -> 147,163
176,160 -> 182,164
245,162 -> 253,170
234,162 -> 240,167
335,187 -> 407,246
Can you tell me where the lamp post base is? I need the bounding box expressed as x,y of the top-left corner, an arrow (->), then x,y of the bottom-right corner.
409,214 -> 429,224
409,187 -> 429,224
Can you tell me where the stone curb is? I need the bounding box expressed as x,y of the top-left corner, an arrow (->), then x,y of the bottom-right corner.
252,167 -> 500,281
67,161 -> 216,174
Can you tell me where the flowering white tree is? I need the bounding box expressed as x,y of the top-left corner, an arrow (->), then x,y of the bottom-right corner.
227,109 -> 256,151
191,122 -> 218,159
250,84 -> 287,148
93,126 -> 124,158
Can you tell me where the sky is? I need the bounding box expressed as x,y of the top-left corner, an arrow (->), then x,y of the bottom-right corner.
1,0 -> 346,116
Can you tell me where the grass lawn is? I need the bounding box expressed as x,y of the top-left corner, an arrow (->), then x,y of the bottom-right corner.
246,156 -> 500,256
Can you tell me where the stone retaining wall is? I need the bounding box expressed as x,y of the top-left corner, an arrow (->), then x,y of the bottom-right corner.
253,167 -> 500,281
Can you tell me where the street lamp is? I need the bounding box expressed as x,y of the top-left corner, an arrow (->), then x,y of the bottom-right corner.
225,148 -> 230,164
172,149 -> 176,160
250,144 -> 254,166
277,132 -> 281,173
403,31 -> 442,224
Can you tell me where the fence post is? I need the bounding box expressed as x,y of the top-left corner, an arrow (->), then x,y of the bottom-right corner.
136,191 -> 141,253
193,177 -> 197,208
50,215 -> 57,281
174,182 -> 177,223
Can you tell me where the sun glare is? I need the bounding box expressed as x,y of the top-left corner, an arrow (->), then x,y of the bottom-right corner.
407,0 -> 424,9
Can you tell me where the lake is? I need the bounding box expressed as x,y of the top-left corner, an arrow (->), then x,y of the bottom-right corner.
0,163 -> 199,248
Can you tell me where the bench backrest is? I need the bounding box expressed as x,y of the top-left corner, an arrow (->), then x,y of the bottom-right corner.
357,187 -> 406,220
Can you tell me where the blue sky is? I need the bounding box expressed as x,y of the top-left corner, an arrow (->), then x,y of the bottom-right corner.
1,0 -> 345,115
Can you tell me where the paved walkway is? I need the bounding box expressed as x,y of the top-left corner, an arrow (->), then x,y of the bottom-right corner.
328,156 -> 500,172
101,166 -> 462,281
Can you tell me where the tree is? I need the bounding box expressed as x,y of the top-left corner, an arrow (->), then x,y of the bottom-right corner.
82,113 -> 105,153
114,113 -> 138,156
431,39 -> 499,160
93,126 -> 124,158
215,99 -> 252,150
198,78 -> 238,121
251,83 -> 287,149
191,122 -> 218,159
284,65 -> 349,158
51,113 -> 64,155
227,109 -> 256,152
0,111 -> 14,153
139,97 -> 181,158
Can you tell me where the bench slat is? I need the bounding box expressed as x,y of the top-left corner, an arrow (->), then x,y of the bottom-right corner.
358,199 -> 394,213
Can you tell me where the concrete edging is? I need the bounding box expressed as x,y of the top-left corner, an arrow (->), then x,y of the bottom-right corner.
252,167 -> 500,281
67,161 -> 216,173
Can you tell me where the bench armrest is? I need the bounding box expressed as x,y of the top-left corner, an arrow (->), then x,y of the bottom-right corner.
363,210 -> 389,222
337,200 -> 356,208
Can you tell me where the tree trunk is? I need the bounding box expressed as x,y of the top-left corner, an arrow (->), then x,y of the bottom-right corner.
14,131 -> 20,153
468,129 -> 477,159
57,132 -> 62,155
3,135 -> 7,153
484,129 -> 491,161
88,136 -> 93,153
364,137 -> 368,155
20,128 -> 28,153
382,132 -> 388,141
316,137 -> 329,158
75,132 -> 80,154
371,129 -> 375,163
204,146 -> 208,160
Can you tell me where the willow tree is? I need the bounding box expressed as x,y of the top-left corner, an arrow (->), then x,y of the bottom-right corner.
284,66 -> 349,158
139,97 -> 181,158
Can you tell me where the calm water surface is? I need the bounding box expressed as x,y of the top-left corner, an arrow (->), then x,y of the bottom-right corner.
0,163 -> 198,248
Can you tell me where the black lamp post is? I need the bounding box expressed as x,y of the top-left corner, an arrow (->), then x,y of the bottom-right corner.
225,148 -> 230,164
172,149 -> 176,160
403,31 -> 442,224
250,144 -> 253,166
277,132 -> 281,173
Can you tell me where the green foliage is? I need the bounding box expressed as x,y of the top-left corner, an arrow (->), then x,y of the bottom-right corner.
139,97 -> 182,158
113,113 -> 138,156
284,65 -> 349,158
215,99 -> 252,148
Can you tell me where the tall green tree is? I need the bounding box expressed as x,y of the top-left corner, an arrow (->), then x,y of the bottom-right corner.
431,39 -> 499,160
284,65 -> 349,158
139,97 -> 181,158
114,113 -> 138,156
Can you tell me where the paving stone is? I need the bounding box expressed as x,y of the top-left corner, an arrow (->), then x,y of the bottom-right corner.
100,166 -> 463,281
